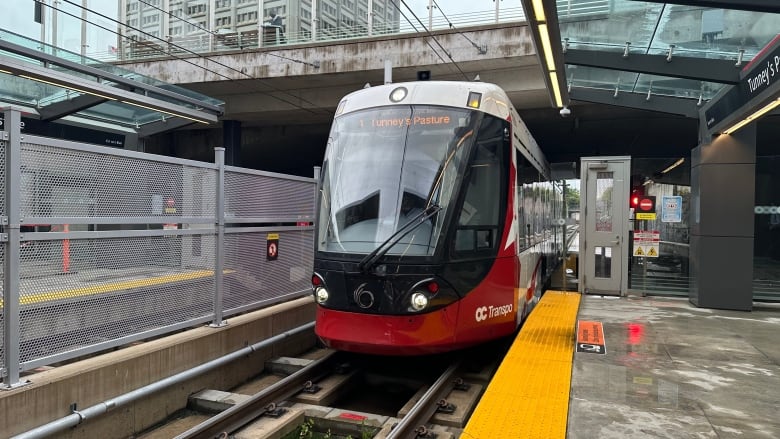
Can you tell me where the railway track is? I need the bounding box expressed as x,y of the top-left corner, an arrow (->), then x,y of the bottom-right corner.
164,344 -> 503,439
174,350 -> 344,439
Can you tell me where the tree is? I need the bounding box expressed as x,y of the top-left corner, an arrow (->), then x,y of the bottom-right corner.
565,186 -> 580,211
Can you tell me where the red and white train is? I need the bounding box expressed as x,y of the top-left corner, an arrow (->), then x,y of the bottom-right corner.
312,80 -> 563,355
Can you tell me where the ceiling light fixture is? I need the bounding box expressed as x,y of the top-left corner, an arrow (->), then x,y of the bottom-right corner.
527,1 -> 563,109
722,97 -> 780,135
661,158 -> 684,174
19,74 -> 117,101
120,100 -> 209,124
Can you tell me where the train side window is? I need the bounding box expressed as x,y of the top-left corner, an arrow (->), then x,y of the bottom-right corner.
453,119 -> 505,254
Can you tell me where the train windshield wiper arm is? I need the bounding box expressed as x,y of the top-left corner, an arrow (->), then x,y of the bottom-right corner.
357,204 -> 441,273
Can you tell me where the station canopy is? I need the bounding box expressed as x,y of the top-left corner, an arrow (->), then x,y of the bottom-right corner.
0,28 -> 223,138
526,0 -> 780,134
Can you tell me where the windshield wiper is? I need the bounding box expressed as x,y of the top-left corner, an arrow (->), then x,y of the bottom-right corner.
357,204 -> 441,273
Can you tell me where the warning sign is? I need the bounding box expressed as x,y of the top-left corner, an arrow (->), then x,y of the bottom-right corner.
632,231 -> 659,258
576,320 -> 606,354
267,233 -> 279,261
635,196 -> 657,220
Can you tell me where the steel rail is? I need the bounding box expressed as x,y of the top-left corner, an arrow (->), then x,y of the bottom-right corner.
174,350 -> 340,439
386,360 -> 462,439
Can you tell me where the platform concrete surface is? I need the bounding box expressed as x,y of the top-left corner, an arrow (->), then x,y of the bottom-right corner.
568,295 -> 780,439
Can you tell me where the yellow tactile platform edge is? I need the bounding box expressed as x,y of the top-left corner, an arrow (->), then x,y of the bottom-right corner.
461,291 -> 581,439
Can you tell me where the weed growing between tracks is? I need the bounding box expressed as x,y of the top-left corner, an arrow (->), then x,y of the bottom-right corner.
283,417 -> 378,439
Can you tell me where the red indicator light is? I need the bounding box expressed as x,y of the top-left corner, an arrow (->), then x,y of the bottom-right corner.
627,323 -> 644,345
311,275 -> 322,286
427,281 -> 439,294
631,196 -> 639,207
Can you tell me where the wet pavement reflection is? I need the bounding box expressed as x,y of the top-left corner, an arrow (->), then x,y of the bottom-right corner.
567,295 -> 780,439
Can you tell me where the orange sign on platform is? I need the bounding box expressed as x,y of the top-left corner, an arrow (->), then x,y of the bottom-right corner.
576,320 -> 606,354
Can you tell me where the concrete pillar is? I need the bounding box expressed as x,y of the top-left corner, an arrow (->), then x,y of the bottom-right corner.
689,124 -> 755,311
222,120 -> 242,166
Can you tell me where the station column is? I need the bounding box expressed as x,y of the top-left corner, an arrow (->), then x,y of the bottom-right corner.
689,124 -> 755,311
223,120 -> 242,166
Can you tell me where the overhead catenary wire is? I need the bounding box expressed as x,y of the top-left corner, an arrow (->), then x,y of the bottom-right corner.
387,0 -> 467,80
54,0 -> 327,115
431,0 -> 486,54
398,0 -> 469,81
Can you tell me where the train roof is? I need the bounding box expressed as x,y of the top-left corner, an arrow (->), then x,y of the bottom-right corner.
336,81 -> 550,179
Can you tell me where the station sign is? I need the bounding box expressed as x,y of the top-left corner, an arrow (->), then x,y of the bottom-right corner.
633,230 -> 659,258
705,34 -> 780,132
635,196 -> 656,220
0,113 -> 125,147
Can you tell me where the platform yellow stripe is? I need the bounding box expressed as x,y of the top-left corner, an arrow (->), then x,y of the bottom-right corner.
462,291 -> 581,439
0,269 -> 235,308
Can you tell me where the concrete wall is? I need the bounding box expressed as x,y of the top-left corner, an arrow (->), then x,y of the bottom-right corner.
1,297 -> 317,439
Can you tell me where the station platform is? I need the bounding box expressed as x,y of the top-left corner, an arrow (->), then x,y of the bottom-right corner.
462,291 -> 780,439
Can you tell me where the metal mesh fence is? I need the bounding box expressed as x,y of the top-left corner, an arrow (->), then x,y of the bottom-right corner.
225,169 -> 315,221
0,244 -> 4,376
223,228 -> 314,315
1,127 -> 316,383
0,134 -> 5,217
18,235 -> 215,364
20,141 -> 217,222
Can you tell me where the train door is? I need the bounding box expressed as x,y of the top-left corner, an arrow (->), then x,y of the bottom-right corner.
579,157 -> 630,296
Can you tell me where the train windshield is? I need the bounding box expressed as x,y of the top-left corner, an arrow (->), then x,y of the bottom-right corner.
318,105 -> 477,256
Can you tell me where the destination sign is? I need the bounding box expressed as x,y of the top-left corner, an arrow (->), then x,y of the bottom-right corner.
362,115 -> 453,128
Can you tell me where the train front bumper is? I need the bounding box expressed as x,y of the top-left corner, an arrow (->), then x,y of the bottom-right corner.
314,304 -> 463,356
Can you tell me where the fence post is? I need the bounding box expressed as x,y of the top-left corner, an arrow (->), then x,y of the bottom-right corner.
210,147 -> 227,328
2,107 -> 25,389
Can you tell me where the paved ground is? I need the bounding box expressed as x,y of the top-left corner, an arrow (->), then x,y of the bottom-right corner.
568,295 -> 780,439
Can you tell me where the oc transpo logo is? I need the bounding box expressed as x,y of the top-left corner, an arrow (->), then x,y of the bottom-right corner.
475,304 -> 513,322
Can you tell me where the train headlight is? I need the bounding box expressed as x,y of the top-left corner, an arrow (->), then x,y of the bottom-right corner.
390,86 -> 408,102
410,292 -> 429,311
315,287 -> 329,304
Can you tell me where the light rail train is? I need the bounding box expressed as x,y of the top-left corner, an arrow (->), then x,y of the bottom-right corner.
312,80 -> 563,355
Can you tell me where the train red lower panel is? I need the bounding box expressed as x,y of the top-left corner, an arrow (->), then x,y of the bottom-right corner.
316,305 -> 461,355
315,270 -> 521,356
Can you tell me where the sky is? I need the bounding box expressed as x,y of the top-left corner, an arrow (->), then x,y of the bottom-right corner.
0,0 -> 123,58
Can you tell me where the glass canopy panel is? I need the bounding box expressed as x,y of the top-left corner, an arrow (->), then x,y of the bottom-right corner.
565,65 -> 640,93
0,73 -> 43,105
0,28 -> 223,108
566,64 -> 726,100
633,73 -> 725,100
558,1 -> 780,63
79,100 -> 166,127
